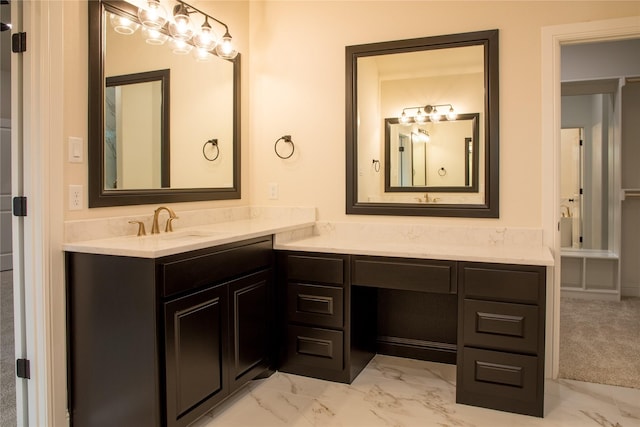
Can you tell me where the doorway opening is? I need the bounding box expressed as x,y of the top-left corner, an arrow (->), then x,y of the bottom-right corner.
557,39 -> 640,389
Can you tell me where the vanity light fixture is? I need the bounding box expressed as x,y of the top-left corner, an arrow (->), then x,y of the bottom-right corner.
137,0 -> 168,30
168,2 -> 194,41
133,0 -> 238,59
399,104 -> 457,123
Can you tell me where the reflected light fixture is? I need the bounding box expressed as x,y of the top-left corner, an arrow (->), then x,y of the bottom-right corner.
110,13 -> 140,35
418,129 -> 430,142
142,27 -> 169,45
399,104 -> 457,123
130,0 -> 238,60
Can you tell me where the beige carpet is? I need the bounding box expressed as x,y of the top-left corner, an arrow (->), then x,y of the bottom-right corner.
1,270 -> 16,427
559,296 -> 640,389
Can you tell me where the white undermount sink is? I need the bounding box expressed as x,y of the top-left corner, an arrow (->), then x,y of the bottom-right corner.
155,230 -> 229,241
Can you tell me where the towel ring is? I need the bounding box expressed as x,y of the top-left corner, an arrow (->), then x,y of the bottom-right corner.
274,135 -> 295,159
372,159 -> 381,172
438,167 -> 447,176
203,139 -> 220,161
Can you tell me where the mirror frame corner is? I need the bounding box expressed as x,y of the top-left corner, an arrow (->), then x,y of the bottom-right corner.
345,29 -> 499,218
88,0 -> 241,208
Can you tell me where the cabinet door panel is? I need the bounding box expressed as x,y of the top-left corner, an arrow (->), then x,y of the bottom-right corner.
229,270 -> 272,391
164,285 -> 228,427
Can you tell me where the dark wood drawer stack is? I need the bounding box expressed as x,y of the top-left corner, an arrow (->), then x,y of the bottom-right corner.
456,262 -> 546,417
278,252 -> 375,383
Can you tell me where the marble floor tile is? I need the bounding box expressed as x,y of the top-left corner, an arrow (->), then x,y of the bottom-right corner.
195,355 -> 640,427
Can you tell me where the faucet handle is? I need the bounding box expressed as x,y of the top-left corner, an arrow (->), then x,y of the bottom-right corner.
128,220 -> 147,236
165,216 -> 179,232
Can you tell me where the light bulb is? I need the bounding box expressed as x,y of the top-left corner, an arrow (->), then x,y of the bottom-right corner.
399,111 -> 409,124
193,17 -> 218,51
110,13 -> 140,35
215,32 -> 238,59
430,108 -> 441,122
169,3 -> 194,41
137,0 -> 167,30
415,109 -> 426,123
143,27 -> 168,45
418,129 -> 430,143
447,107 -> 457,121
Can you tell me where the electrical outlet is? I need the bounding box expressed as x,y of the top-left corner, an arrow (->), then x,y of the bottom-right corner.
69,185 -> 83,210
268,182 -> 279,200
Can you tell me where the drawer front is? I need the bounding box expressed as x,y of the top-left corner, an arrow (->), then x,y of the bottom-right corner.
287,283 -> 344,328
460,347 -> 540,405
287,255 -> 345,286
463,299 -> 540,354
352,256 -> 456,294
460,263 -> 545,304
286,325 -> 344,371
160,238 -> 272,298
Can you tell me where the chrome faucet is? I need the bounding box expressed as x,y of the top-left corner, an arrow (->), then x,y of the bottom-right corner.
151,206 -> 178,234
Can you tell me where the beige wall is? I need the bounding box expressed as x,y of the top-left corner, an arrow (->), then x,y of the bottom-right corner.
62,1 -> 639,225
248,1 -> 639,225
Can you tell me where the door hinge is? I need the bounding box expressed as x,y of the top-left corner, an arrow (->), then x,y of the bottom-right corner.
16,359 -> 30,379
579,236 -> 583,243
12,196 -> 27,217
579,139 -> 583,146
579,188 -> 583,195
12,32 -> 26,53
398,146 -> 405,152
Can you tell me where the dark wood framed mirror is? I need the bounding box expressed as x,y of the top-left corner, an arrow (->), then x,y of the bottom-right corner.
346,30 -> 499,217
89,0 -> 241,207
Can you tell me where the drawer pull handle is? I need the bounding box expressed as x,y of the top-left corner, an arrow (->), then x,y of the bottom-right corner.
296,336 -> 333,358
475,360 -> 524,388
476,312 -> 525,337
297,294 -> 334,315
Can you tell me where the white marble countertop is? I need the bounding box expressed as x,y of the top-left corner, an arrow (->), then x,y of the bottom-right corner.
63,217 -> 315,258
274,225 -> 554,266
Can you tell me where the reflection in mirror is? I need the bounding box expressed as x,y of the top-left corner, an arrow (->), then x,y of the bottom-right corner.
385,113 -> 479,192
346,30 -> 499,217
105,69 -> 170,190
560,86 -> 615,250
89,1 -> 240,207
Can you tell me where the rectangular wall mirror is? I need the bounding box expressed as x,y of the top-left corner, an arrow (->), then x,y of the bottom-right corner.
89,0 -> 241,207
346,30 -> 499,217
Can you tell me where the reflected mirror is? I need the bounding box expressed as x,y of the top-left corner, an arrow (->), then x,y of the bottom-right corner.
89,0 -> 240,207
346,30 -> 499,217
385,113 -> 479,193
105,69 -> 170,190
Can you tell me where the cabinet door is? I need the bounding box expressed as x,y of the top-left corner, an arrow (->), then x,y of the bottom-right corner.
164,285 -> 229,427
229,269 -> 273,391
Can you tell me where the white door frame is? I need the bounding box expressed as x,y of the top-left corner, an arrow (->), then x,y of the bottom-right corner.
14,1 -> 67,425
541,15 -> 640,378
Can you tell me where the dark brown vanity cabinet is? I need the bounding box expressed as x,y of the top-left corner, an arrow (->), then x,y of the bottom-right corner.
66,236 -> 274,427
277,252 -> 547,418
456,262 -> 546,417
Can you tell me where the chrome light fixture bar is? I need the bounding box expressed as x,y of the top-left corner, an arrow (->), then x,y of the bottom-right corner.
112,0 -> 238,60
399,104 -> 457,124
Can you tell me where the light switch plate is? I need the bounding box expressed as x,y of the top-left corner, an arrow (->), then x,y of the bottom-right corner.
68,137 -> 83,163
